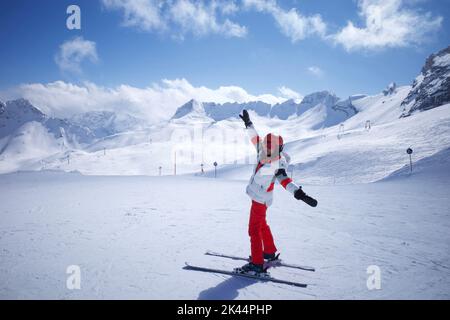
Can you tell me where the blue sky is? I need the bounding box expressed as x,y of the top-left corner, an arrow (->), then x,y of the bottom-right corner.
0,0 -> 449,117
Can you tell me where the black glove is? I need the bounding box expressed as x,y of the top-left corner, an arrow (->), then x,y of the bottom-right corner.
239,109 -> 253,128
294,188 -> 306,200
294,188 -> 318,207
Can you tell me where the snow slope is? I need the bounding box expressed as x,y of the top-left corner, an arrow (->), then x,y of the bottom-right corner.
214,98 -> 450,184
0,170 -> 448,299
0,121 -> 63,174
282,91 -> 450,184
382,147 -> 450,182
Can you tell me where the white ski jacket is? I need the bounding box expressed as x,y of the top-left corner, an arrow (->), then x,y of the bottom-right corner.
245,124 -> 301,207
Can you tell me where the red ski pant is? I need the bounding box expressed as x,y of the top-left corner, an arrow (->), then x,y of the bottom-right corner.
248,200 -> 277,265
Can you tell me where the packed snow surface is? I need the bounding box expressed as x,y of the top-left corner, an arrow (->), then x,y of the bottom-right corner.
0,169 -> 448,299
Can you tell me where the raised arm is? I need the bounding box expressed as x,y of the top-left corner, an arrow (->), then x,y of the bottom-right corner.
239,109 -> 261,152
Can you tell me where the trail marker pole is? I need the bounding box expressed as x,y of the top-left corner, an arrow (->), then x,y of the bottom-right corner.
213,162 -> 218,178
407,148 -> 413,173
174,152 -> 177,176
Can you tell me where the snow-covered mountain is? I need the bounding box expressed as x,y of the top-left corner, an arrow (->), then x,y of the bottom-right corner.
0,99 -> 95,144
0,99 -> 97,173
335,94 -> 365,113
70,111 -> 148,138
0,99 -> 149,144
170,90 -> 356,129
0,99 -> 153,172
171,99 -> 209,120
269,99 -> 298,120
295,91 -> 358,129
0,99 -> 46,138
204,101 -> 271,121
171,99 -> 272,121
401,45 -> 450,116
296,91 -> 338,115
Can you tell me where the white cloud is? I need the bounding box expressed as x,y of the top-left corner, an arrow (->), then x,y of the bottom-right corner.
99,0 -> 443,49
169,0 -> 247,38
2,79 -> 288,122
332,0 -> 443,51
278,86 -> 303,102
101,0 -> 165,31
217,0 -> 239,15
101,0 -> 247,38
243,0 -> 327,42
307,66 -> 324,77
55,37 -> 98,74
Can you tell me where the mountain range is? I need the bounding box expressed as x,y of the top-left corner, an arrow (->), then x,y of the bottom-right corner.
0,45 -> 449,180
171,90 -> 361,129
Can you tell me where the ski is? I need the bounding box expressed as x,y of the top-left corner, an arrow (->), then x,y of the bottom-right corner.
205,251 -> 315,272
183,263 -> 308,288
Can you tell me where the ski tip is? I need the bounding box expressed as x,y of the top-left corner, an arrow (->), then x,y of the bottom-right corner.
183,262 -> 198,271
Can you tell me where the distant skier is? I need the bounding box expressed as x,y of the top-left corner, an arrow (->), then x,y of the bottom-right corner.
237,109 -> 318,275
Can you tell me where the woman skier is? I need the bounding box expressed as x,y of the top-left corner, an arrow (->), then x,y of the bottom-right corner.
237,109 -> 318,275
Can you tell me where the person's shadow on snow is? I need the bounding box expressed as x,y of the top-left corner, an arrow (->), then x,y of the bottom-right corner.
197,277 -> 257,300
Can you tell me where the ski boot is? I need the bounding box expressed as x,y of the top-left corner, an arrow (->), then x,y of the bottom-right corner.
234,262 -> 269,278
248,253 -> 280,263
264,252 -> 280,262
263,252 -> 282,269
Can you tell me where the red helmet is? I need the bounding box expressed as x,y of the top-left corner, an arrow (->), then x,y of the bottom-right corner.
263,133 -> 284,155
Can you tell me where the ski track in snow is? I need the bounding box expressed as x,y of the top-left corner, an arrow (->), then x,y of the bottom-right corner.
0,171 -> 449,299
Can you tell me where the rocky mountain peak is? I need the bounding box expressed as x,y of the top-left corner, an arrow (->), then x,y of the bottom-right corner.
401,45 -> 450,116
